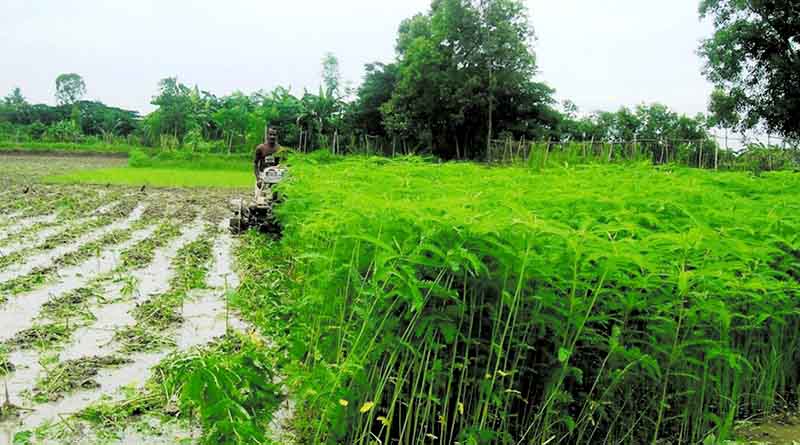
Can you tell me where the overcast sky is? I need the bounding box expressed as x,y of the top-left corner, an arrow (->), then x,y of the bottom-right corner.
1,0 -> 714,117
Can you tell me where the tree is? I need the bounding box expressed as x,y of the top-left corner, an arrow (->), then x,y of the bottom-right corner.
708,88 -> 740,131
382,0 -> 555,159
4,87 -> 27,107
213,93 -> 252,154
699,0 -> 800,138
55,73 -> 86,105
148,77 -> 196,143
708,88 -> 741,168
352,63 -> 399,137
322,52 -> 342,98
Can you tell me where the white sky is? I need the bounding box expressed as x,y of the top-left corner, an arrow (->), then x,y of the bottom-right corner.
0,0 -> 714,117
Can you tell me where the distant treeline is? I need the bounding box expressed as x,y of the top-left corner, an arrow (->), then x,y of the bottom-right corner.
1,0 -> 797,165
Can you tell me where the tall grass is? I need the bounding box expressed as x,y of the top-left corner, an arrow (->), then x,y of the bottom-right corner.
240,154 -> 800,444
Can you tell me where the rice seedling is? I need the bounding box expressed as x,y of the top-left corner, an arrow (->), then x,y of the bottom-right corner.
46,167 -> 252,189
231,155 -> 800,444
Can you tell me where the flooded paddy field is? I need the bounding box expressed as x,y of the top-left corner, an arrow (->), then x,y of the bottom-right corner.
0,154 -> 269,445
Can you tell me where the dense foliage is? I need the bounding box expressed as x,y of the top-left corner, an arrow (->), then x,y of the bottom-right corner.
0,89 -> 139,143
239,153 -> 800,444
377,0 -> 559,158
699,0 -> 800,138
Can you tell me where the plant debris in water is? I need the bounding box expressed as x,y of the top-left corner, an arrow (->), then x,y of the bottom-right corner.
118,222 -> 181,270
114,231 -> 215,353
38,286 -> 100,321
32,355 -> 133,403
0,228 -> 136,299
114,325 -> 177,353
0,353 -> 15,376
4,323 -> 74,350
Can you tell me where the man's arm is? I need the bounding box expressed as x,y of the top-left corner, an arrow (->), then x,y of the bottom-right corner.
254,147 -> 261,176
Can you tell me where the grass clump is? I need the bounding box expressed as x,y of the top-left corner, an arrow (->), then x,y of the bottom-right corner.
39,286 -> 100,321
114,325 -> 177,353
0,349 -> 14,376
0,249 -> 27,271
234,155 -> 800,444
40,214 -> 114,249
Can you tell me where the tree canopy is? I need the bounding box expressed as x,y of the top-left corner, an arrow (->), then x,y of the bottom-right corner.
380,0 -> 558,159
699,0 -> 800,138
55,73 -> 87,106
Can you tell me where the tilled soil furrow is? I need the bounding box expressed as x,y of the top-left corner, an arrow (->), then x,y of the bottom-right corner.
0,203 -> 146,288
3,188 -> 105,224
25,309 -> 228,437
0,226 -> 160,442
2,225 -> 223,437
60,222 -> 206,361
16,352 -> 168,434
0,195 -> 150,269
0,198 -> 123,252
0,223 -> 64,257
0,222 -> 206,437
207,221 -> 240,290
0,209 -> 126,271
0,190 -> 58,217
0,213 -> 60,244
0,225 -> 156,343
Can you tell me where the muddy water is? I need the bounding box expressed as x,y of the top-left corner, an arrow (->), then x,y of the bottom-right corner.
0,213 -> 21,235
175,227 -> 249,343
0,351 -> 42,445
15,295 -> 226,440
0,224 -> 62,258
0,204 -> 147,284
207,223 -> 240,290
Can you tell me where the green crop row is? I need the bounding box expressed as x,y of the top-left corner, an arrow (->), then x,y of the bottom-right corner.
238,154 -> 800,444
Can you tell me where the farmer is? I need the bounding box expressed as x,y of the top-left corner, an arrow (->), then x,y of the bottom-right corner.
254,127 -> 279,185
